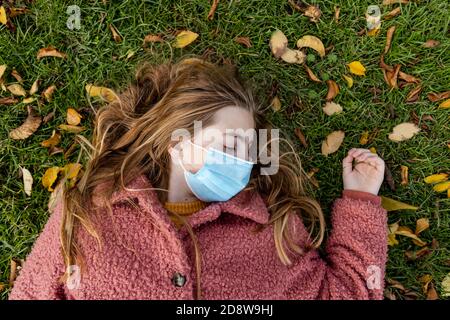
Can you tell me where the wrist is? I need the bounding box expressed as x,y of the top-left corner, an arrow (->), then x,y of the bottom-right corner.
342,189 -> 381,206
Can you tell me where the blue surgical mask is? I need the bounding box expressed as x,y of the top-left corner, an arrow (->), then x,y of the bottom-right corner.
177,140 -> 254,202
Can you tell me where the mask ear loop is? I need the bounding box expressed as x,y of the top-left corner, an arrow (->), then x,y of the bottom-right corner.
175,139 -> 207,173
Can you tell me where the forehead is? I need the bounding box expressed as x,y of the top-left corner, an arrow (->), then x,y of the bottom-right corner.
211,106 -> 255,131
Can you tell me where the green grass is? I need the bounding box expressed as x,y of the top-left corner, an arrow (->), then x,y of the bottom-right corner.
1,0 -> 449,300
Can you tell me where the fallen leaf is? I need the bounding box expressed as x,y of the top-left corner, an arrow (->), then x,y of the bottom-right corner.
0,6 -> 7,25
388,222 -> 399,246
325,80 -> 339,101
321,130 -> 345,156
294,127 -> 308,148
442,273 -> 450,297
360,131 -> 369,145
9,7 -> 31,18
9,106 -> 42,140
20,166 -> 33,196
384,64 -> 401,88
405,84 -> 422,102
398,71 -> 420,83
383,0 -> 409,5
439,99 -> 450,109
384,26 -> 396,54
433,181 -> 450,193
381,196 -> 418,211
415,218 -> 429,235
29,78 -> 40,95
422,40 -> 440,48
405,247 -> 432,261
7,83 -> 26,96
173,30 -> 199,48
427,91 -> 450,102
270,96 -> 281,111
281,48 -> 306,64
235,36 -> 252,48
347,61 -> 366,76
207,0 -> 219,20
85,84 -> 117,102
400,165 -> 408,185
384,7 -> 401,20
303,5 -> 321,23
342,75 -> 353,88
67,108 -> 83,126
143,34 -> 164,44
388,122 -> 420,142
108,24 -> 122,43
395,226 -> 427,246
41,130 -> 61,148
42,85 -> 56,102
322,101 -> 342,115
58,124 -> 85,133
269,29 -> 288,58
334,6 -> 340,23
11,69 -> 23,83
42,167 -> 61,192
296,35 -> 325,58
0,64 -> 6,78
0,97 -> 19,105
424,173 -> 448,184
304,65 -> 321,82
426,283 -> 439,300
37,46 -> 67,59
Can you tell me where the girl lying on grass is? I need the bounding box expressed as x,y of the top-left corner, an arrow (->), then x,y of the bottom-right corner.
9,56 -> 387,300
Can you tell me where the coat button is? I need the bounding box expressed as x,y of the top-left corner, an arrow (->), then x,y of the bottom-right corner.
171,272 -> 186,287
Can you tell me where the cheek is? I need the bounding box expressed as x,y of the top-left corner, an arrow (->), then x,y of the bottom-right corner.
182,145 -> 206,173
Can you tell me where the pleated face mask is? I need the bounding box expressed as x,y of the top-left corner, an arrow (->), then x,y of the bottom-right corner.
177,139 -> 254,202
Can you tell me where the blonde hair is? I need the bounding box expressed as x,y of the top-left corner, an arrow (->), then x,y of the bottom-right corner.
58,55 -> 325,300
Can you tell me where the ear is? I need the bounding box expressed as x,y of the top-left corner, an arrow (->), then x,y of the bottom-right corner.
168,141 -> 183,159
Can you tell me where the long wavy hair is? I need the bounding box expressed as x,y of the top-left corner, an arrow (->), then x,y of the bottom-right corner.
56,55 -> 325,300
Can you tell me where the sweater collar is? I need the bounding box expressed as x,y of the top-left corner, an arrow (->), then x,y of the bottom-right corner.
103,173 -> 270,229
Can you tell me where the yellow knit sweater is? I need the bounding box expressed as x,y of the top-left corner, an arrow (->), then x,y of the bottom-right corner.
164,199 -> 207,228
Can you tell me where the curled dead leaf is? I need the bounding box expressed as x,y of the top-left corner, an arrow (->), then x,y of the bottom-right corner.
281,48 -> 305,64
173,30 -> 199,48
85,84 -> 117,102
321,130 -> 345,156
422,40 -> 440,48
322,101 -> 342,116
42,166 -> 61,192
325,80 -> 339,101
269,29 -> 288,58
109,24 -> 122,43
9,105 -> 42,140
7,83 -> 26,96
384,7 -> 401,20
427,91 -> 450,102
67,107 -> 83,126
296,35 -> 325,58
58,124 -> 85,133
20,166 -> 33,196
384,26 -> 396,54
304,65 -> 321,82
42,85 -> 56,102
400,165 -> 408,185
405,84 -> 422,103
235,36 -> 252,48
37,46 -> 67,59
41,130 -> 61,148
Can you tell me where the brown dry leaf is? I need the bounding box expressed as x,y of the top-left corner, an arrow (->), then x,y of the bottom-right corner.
7,83 -> 26,96
0,64 -> 6,78
384,7 -> 401,20
294,127 -> 308,148
426,283 -> 439,300
405,247 -> 432,261
43,111 -> 55,124
405,84 -> 422,103
321,130 -> 345,156
427,91 -> 450,102
325,80 -> 339,101
296,35 -> 325,58
269,29 -> 288,58
398,71 -> 420,83
0,97 -> 19,105
419,274 -> 433,294
270,96 -> 281,111
9,259 -> 23,286
235,37 -> 252,48
415,218 -> 429,235
9,106 -> 42,140
108,24 -> 122,43
304,5 -> 321,23
20,166 -> 33,196
381,196 -> 418,211
439,99 -> 450,109
173,30 -> 199,48
58,124 -> 85,133
384,26 -> 396,54
85,84 -> 117,102
41,130 -> 61,148
384,64 -> 401,89
63,163 -> 82,188
42,85 -> 56,102
388,122 -> 420,142
143,34 -> 164,44
42,166 -> 61,192
395,226 -> 427,246
281,48 -> 306,64
322,101 -> 342,116
29,78 -> 40,95
9,7 -> 31,18
67,107 -> 83,126
400,165 -> 408,185
11,69 -> 23,83
37,46 -> 67,59
424,173 -> 448,184
304,65 -> 321,82
422,40 -> 440,48
383,0 -> 409,5
442,273 -> 450,297
334,6 -> 340,23
207,0 -> 219,20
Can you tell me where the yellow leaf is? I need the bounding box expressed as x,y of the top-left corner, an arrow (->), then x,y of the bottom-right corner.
367,27 -> 380,36
381,196 -> 418,211
433,181 -> 450,192
0,6 -> 7,25
439,99 -> 450,109
388,222 -> 399,246
343,74 -> 353,88
347,61 -> 366,76
63,163 -> 82,179
41,130 -> 61,148
0,64 -> 6,78
442,273 -> 450,297
395,226 -> 427,246
360,131 -> 369,145
7,84 -> 26,96
58,124 -> 85,133
321,130 -> 345,156
67,108 -> 83,126
424,173 -> 448,184
296,35 -> 325,58
42,167 -> 61,192
173,30 -> 199,48
369,147 -> 377,154
415,218 -> 429,235
270,96 -> 281,111
85,84 -> 117,103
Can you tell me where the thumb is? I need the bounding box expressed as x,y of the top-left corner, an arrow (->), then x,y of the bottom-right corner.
342,153 -> 354,176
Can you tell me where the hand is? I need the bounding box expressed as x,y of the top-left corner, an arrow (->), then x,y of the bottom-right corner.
342,148 -> 385,196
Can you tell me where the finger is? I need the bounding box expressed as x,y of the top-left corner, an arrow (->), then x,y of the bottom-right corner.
350,148 -> 372,158
355,152 -> 377,162
342,154 -> 354,176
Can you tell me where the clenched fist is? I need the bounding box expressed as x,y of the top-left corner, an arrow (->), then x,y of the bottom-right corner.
342,148 -> 385,196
